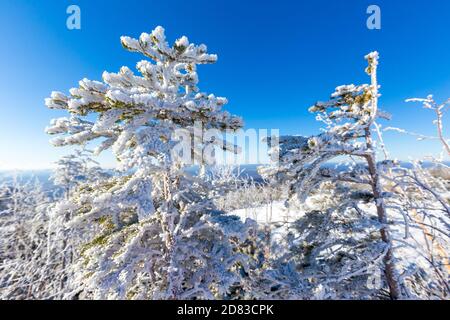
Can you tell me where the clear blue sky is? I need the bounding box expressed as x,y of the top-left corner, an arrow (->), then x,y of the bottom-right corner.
1,0 -> 449,169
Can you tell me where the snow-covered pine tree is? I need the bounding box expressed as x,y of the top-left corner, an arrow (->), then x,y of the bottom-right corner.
260,52 -> 402,299
45,26 -> 256,299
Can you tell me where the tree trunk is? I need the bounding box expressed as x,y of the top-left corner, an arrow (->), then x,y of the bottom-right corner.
364,52 -> 401,299
365,129 -> 401,299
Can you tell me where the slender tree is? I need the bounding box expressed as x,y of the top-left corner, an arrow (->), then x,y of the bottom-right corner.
261,52 -> 402,299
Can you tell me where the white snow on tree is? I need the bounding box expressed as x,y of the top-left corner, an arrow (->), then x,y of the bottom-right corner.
45,26 -> 256,299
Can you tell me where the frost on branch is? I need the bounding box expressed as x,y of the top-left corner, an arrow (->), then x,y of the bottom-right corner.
405,95 -> 450,156
0,177 -> 78,299
45,26 -> 242,168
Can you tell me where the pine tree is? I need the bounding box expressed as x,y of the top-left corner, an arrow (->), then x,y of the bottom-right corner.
45,26 -> 255,299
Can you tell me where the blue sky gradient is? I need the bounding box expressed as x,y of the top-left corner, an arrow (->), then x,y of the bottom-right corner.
1,0 -> 449,169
